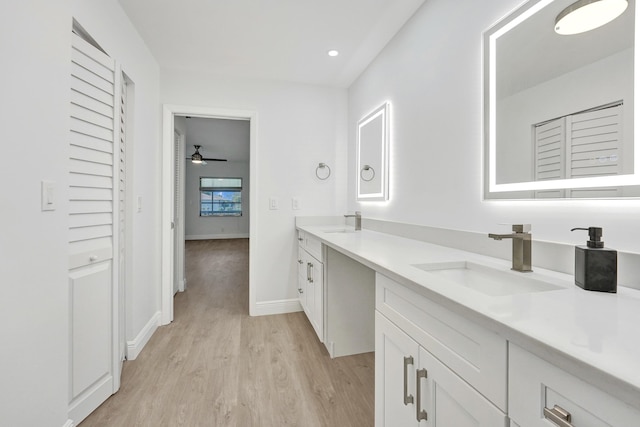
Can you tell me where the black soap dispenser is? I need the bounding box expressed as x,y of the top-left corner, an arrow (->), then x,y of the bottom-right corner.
570,227 -> 617,293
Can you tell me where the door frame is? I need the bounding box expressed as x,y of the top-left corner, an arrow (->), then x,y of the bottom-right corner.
161,105 -> 257,324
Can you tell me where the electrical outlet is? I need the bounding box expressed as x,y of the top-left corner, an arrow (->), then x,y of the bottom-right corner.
292,197 -> 300,210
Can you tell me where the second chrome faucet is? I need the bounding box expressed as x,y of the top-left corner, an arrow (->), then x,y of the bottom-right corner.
344,211 -> 362,231
488,224 -> 532,272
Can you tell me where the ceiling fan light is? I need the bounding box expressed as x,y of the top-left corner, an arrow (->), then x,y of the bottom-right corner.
555,0 -> 628,35
191,145 -> 203,164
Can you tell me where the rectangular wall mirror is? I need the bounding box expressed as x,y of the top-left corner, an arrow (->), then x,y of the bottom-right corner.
483,0 -> 640,199
357,102 -> 390,201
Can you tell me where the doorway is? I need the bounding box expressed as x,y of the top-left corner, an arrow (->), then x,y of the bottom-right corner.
161,106 -> 257,325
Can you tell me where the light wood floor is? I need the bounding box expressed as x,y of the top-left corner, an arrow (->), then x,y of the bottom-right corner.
81,239 -> 375,426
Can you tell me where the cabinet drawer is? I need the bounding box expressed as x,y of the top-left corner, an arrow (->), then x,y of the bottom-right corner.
297,230 -> 323,261
376,273 -> 507,411
509,343 -> 640,427
305,234 -> 322,260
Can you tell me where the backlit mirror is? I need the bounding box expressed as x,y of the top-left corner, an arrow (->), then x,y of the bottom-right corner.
483,0 -> 640,199
357,102 -> 390,201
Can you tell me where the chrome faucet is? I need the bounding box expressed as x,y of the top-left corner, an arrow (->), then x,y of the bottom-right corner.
344,211 -> 362,231
488,224 -> 532,272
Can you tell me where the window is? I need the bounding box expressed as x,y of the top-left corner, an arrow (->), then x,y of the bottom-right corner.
199,177 -> 242,217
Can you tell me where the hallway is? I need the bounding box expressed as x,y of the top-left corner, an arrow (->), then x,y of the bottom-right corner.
81,239 -> 374,426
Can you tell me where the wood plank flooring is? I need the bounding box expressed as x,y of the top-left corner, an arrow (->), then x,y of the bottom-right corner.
80,239 -> 374,426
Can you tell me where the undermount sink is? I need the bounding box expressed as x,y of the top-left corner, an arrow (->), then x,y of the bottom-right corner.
324,228 -> 357,234
411,261 -> 564,296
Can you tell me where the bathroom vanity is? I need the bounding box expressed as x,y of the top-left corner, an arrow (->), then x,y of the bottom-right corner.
295,219 -> 640,426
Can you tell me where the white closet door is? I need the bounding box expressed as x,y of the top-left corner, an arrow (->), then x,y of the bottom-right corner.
117,74 -> 127,371
568,105 -> 622,179
534,118 -> 565,198
568,105 -> 622,197
68,31 -> 116,424
173,131 -> 182,295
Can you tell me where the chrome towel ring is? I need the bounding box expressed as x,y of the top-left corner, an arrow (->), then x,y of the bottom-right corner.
360,165 -> 375,182
316,162 -> 331,180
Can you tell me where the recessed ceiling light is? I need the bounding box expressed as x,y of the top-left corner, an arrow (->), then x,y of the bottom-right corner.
327,50 -> 339,57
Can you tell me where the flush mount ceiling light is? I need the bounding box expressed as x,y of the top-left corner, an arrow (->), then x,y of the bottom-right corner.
555,0 -> 628,35
327,49 -> 339,57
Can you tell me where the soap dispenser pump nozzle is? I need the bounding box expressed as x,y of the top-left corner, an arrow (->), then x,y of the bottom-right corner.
571,227 -> 604,248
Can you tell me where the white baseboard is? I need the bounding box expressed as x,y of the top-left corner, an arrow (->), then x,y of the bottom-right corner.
252,299 -> 302,316
62,420 -> 74,427
126,311 -> 161,360
185,233 -> 249,240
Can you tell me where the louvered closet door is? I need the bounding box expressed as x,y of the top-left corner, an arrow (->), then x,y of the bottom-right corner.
534,118 -> 565,198
117,75 -> 127,370
568,105 -> 622,197
68,31 -> 116,424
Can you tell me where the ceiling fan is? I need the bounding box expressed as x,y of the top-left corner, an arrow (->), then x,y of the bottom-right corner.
188,145 -> 227,165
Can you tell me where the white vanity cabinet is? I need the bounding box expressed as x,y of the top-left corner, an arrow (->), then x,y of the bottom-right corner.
375,273 -> 508,427
509,343 -> 640,427
296,230 -> 324,341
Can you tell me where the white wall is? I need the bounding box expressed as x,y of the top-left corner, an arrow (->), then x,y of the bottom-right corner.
162,71 -> 348,307
185,161 -> 250,239
0,2 -> 71,425
0,1 -> 161,425
348,0 -> 640,255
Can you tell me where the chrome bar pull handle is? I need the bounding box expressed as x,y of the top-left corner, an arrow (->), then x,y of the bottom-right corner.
306,263 -> 311,281
416,368 -> 428,422
403,356 -> 414,405
309,263 -> 314,283
543,405 -> 574,427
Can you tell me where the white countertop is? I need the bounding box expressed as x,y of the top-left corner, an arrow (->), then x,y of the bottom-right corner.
297,224 -> 640,411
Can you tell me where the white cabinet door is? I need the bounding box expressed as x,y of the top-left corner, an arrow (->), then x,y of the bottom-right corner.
308,256 -> 324,340
418,347 -> 508,427
376,313 -> 507,427
297,247 -> 324,342
376,312 -> 420,427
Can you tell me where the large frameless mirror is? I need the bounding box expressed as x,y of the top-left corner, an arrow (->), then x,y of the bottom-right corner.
357,102 -> 390,201
483,0 -> 640,199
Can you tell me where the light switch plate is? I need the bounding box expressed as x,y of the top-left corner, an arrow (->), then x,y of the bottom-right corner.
41,180 -> 56,211
269,197 -> 279,210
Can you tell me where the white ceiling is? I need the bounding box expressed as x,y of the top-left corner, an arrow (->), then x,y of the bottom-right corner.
184,117 -> 250,163
118,0 -> 425,87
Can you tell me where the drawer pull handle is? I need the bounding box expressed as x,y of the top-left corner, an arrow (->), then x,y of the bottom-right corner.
416,368 -> 428,422
544,405 -> 574,427
298,237 -> 304,241
403,356 -> 414,405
